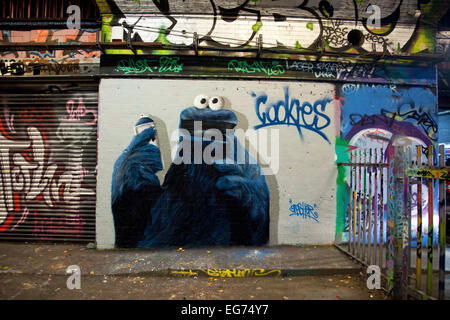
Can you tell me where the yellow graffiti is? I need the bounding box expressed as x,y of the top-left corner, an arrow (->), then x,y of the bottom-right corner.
169,268 -> 282,277
170,270 -> 198,276
205,269 -> 281,278
95,0 -> 112,13
406,167 -> 450,180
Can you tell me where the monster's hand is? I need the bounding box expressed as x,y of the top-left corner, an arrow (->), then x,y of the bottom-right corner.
115,126 -> 161,172
214,163 -> 269,208
214,162 -> 270,245
127,126 -> 158,151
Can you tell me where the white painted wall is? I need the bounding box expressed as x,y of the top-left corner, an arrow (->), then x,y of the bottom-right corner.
96,78 -> 338,248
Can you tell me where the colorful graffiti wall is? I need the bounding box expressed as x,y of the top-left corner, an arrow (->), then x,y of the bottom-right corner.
0,93 -> 98,240
98,0 -> 448,55
0,29 -> 100,76
96,77 -> 437,248
335,84 -> 439,245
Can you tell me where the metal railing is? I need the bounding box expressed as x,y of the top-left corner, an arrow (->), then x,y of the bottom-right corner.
336,144 -> 448,300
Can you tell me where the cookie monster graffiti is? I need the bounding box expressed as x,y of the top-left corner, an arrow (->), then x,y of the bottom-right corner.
111,95 -> 270,248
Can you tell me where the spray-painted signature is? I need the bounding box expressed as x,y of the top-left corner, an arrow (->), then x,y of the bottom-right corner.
288,199 -> 319,222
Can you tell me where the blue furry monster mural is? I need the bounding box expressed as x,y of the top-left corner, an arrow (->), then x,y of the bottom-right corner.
111,95 -> 270,248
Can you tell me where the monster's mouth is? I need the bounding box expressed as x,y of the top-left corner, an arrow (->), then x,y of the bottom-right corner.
180,119 -> 236,135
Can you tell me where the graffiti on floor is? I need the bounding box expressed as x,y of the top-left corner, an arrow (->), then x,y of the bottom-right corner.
170,268 -> 282,277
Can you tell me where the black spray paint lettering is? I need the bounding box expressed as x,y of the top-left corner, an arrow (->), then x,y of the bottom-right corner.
381,107 -> 438,138
349,113 -> 394,127
115,0 -> 414,53
0,60 -> 25,76
0,59 -> 82,76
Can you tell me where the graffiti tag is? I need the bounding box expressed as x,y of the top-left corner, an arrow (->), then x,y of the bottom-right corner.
406,167 -> 450,180
285,61 -> 380,80
288,199 -> 319,223
253,87 -> 331,143
115,56 -> 183,74
33,212 -> 85,239
227,60 -> 285,76
381,108 -> 438,139
66,98 -> 98,125
169,269 -> 282,277
205,269 -> 281,278
0,127 -> 86,219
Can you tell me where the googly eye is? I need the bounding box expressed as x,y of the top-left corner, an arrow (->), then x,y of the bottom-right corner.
194,94 -> 209,109
209,96 -> 223,111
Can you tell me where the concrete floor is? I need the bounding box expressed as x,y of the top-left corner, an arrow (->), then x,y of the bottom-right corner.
337,242 -> 450,299
0,273 -> 386,300
0,242 -> 387,300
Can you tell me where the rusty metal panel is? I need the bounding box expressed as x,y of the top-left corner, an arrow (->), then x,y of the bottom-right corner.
0,89 -> 98,242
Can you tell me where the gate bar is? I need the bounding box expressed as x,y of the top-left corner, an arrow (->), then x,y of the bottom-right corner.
358,150 -> 362,259
352,150 -> 357,256
373,148 -> 378,266
426,145 -> 433,297
349,151 -> 353,254
416,145 -> 423,289
363,149 -> 367,261
368,148 -> 373,266
380,148 -> 384,270
438,145 -> 446,300
401,147 -> 411,299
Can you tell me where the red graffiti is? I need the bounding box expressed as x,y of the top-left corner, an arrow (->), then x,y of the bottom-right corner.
0,214 -> 15,232
32,211 -> 85,239
17,107 -> 55,124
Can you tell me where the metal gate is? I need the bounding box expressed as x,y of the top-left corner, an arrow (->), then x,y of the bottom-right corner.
336,144 -> 448,300
0,81 -> 98,242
